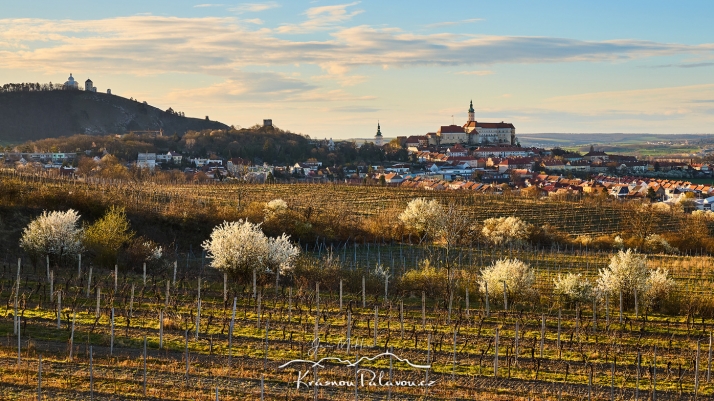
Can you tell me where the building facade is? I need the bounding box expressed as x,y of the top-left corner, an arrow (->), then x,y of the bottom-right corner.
429,101 -> 516,146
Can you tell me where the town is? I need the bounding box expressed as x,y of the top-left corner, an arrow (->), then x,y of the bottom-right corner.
3,100 -> 713,209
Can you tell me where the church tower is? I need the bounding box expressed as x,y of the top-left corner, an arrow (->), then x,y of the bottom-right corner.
374,122 -> 384,147
468,100 -> 475,122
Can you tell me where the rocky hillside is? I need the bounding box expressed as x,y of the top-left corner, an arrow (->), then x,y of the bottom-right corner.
0,90 -> 229,143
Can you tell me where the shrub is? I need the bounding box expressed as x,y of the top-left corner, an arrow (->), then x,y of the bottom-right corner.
553,273 -> 594,305
643,267 -> 675,310
202,220 -> 270,282
83,206 -> 134,267
20,209 -> 83,264
398,198 -> 444,240
124,237 -> 163,272
264,199 -> 288,221
597,249 -> 675,311
526,224 -> 569,247
202,219 -> 299,284
479,258 -> 535,305
482,216 -> 529,246
597,249 -> 649,298
266,233 -> 300,275
613,235 -> 625,250
399,259 -> 449,299
692,210 -> 714,221
644,234 -> 678,254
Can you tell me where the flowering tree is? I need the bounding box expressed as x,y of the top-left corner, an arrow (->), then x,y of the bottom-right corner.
202,220 -> 269,279
266,233 -> 300,274
643,267 -> 675,309
644,234 -> 678,254
202,220 -> 299,283
481,216 -> 529,246
597,249 -> 675,310
264,199 -> 288,221
398,198 -> 444,240
20,209 -> 83,264
479,258 -> 535,305
597,249 -> 649,297
553,273 -> 594,305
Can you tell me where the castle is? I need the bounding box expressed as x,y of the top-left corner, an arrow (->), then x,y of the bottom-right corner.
427,101 -> 516,146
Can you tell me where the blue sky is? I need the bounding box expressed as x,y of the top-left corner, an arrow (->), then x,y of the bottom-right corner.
1,1 -> 713,138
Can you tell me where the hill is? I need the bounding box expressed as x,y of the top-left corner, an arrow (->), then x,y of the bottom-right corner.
0,89 -> 229,143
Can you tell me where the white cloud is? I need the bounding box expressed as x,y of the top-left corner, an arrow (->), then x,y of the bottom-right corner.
277,2 -> 363,33
1,16 -> 712,78
1,14 -> 712,101
194,3 -> 225,8
230,2 -> 279,13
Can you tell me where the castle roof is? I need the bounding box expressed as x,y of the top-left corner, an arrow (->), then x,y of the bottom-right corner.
464,121 -> 515,129
438,125 -> 465,134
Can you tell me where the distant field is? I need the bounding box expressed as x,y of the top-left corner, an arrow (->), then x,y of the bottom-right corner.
519,133 -> 711,148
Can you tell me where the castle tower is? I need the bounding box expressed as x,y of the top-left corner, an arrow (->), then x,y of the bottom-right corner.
468,100 -> 475,122
374,122 -> 383,147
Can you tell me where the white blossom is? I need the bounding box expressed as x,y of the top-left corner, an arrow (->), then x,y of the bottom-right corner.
597,249 -> 676,309
648,202 -> 672,213
553,273 -> 594,304
644,234 -> 678,254
692,210 -> 714,221
374,263 -> 391,281
613,235 -> 625,250
20,209 -> 83,257
596,249 -> 649,297
481,216 -> 529,246
266,233 -> 300,274
643,267 -> 675,308
143,242 -> 163,261
202,220 -> 270,274
398,198 -> 444,238
479,258 -> 535,304
202,220 -> 299,277
264,199 -> 288,221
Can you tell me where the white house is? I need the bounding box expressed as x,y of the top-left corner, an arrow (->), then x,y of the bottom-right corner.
137,153 -> 156,169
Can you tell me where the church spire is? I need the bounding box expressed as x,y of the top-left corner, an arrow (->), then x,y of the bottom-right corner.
374,121 -> 383,146
467,100 -> 475,122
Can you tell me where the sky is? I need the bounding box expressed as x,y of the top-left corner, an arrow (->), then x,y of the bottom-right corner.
1,1 -> 713,139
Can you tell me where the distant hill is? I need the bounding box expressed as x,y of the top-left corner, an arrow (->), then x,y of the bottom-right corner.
0,90 -> 229,143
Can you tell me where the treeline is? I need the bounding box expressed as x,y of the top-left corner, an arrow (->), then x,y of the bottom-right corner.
0,82 -> 80,93
15,128 -> 410,166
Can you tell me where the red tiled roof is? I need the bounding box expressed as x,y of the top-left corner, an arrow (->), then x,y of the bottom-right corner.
438,125 -> 466,134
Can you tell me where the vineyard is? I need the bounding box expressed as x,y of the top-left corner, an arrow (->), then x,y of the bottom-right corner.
0,171 -> 686,246
1,171 -> 713,400
1,242 -> 714,400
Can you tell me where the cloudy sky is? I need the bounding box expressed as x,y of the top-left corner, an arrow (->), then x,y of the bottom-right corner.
1,1 -> 713,138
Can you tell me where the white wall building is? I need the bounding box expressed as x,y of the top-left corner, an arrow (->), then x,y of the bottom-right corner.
85,79 -> 96,92
64,73 -> 78,89
137,153 -> 157,169
432,100 -> 516,146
